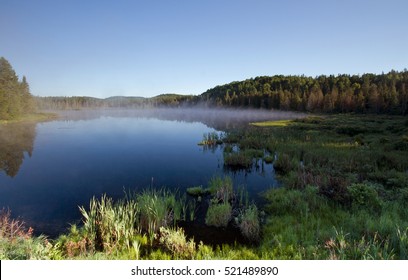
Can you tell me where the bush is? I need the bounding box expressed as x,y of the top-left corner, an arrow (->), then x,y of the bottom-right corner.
159,227 -> 196,259
0,209 -> 51,260
347,183 -> 382,212
205,202 -> 232,228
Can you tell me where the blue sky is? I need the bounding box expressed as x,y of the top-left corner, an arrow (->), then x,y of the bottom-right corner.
1,0 -> 407,98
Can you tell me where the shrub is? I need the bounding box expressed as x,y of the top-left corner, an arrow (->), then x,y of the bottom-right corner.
347,183 -> 382,212
159,227 -> 196,259
0,209 -> 51,260
205,202 -> 231,228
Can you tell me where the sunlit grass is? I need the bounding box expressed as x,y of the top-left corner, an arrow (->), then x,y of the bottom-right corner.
250,119 -> 292,127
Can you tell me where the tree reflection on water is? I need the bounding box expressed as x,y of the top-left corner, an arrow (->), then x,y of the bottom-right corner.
0,122 -> 36,177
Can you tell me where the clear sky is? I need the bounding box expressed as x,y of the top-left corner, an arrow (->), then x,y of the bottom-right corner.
1,0 -> 407,98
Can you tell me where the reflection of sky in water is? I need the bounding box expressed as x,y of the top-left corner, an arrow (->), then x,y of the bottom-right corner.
0,114 -> 277,237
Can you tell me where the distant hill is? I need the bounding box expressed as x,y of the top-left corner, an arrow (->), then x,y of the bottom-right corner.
35,93 -> 197,110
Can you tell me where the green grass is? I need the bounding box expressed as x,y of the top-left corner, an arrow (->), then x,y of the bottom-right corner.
205,202 -> 232,228
250,119 -> 293,127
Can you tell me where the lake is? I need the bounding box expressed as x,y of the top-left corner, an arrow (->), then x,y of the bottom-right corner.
0,108 -> 302,237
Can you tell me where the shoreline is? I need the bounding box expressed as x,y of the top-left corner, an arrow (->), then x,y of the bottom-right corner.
0,112 -> 58,125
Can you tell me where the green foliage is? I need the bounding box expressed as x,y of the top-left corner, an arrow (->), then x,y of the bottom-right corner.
158,227 -> 196,259
273,153 -> 296,175
205,202 -> 232,228
237,205 -> 260,242
263,155 -> 274,164
208,176 -> 234,202
198,132 -> 223,145
0,209 -> 51,260
0,57 -> 35,120
224,152 -> 253,169
186,186 -> 208,197
348,183 -> 382,212
200,70 -> 408,115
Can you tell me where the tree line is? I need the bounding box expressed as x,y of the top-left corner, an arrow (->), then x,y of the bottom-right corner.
35,94 -> 198,110
200,70 -> 408,115
0,57 -> 35,120
2,56 -> 408,116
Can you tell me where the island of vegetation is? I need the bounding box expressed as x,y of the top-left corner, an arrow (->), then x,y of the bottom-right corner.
1,56 -> 407,259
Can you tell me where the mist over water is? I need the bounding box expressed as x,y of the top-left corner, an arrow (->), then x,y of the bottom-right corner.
54,107 -> 306,130
0,108 -> 302,237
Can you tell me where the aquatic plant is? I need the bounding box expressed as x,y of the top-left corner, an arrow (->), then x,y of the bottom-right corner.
186,186 -> 208,197
208,175 -> 234,202
237,204 -> 260,242
188,199 -> 197,222
205,202 -> 232,228
198,132 -> 223,145
273,153 -> 295,174
79,194 -> 140,252
137,188 -> 179,234
223,152 -> 253,169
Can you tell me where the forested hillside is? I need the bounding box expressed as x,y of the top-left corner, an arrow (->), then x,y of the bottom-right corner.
3,55 -> 407,116
0,57 -> 35,120
35,93 -> 197,110
201,71 -> 408,115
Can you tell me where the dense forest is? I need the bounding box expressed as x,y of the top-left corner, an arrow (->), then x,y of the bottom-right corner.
0,57 -> 35,120
36,70 -> 408,115
35,94 -> 197,110
200,71 -> 408,115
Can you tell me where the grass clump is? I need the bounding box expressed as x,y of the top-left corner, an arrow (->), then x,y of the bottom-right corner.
186,186 -> 208,197
159,227 -> 196,259
224,152 -> 253,169
208,176 -> 233,202
237,204 -> 260,242
273,153 -> 296,175
205,202 -> 232,228
198,132 -> 223,145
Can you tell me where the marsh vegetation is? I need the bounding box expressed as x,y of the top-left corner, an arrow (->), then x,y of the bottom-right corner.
2,113 -> 407,259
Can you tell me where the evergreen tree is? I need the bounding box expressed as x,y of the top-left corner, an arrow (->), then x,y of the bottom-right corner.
0,57 -> 36,120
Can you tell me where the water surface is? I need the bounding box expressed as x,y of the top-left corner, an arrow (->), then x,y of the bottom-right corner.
0,109 -> 301,237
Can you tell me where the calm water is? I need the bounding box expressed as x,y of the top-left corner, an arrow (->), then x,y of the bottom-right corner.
0,109 -> 299,237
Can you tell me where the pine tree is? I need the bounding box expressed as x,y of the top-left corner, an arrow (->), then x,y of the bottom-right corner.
0,57 -> 35,120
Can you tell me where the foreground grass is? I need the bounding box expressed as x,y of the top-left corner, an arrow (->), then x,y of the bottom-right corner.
1,113 -> 408,259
